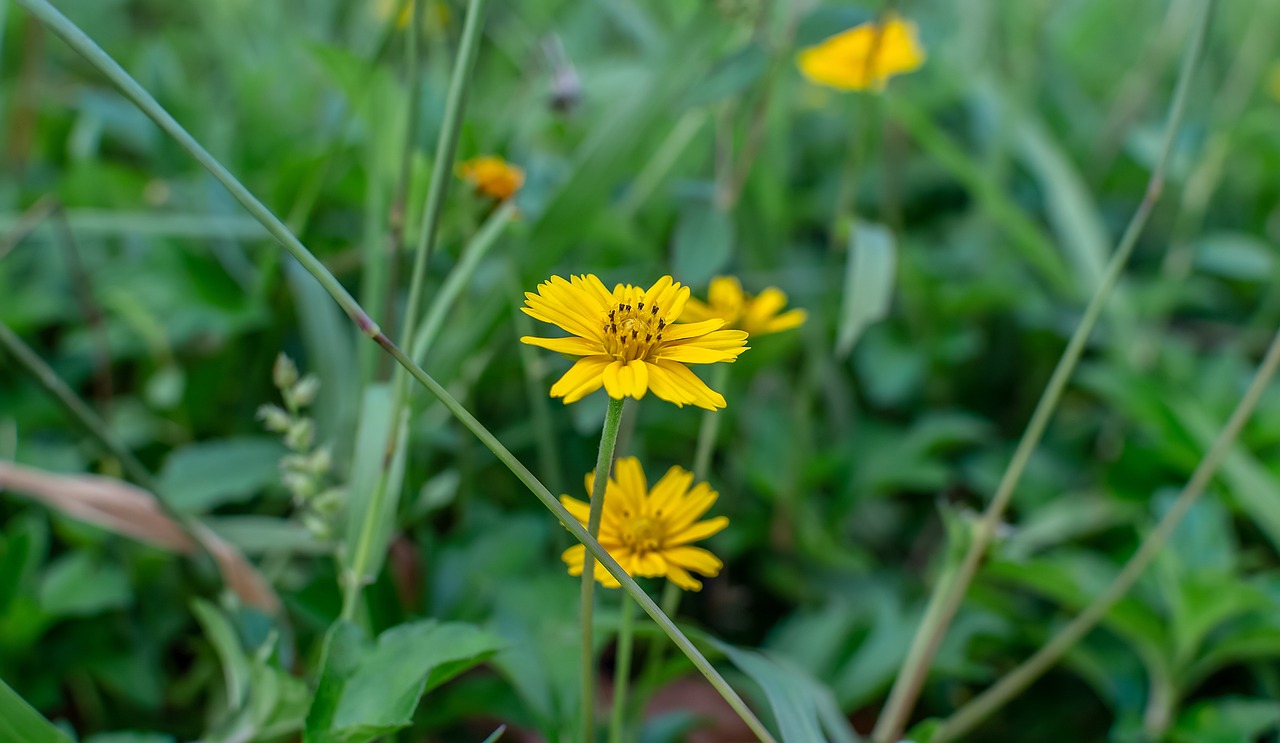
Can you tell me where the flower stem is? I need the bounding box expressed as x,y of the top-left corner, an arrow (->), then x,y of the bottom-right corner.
871,3 -> 1214,740
609,594 -> 638,743
935,321 -> 1280,742
24,6 -> 776,738
581,396 -> 627,743
340,0 -> 491,622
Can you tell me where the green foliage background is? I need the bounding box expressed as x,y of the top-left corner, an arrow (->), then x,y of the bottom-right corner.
4,0 -> 1280,741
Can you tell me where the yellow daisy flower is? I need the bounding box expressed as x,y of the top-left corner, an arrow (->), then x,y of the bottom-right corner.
561,457 -> 728,591
520,275 -> 749,410
680,276 -> 807,336
796,13 -> 926,92
457,155 -> 525,201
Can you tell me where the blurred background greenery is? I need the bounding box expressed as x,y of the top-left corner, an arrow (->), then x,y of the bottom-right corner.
4,0 -> 1280,741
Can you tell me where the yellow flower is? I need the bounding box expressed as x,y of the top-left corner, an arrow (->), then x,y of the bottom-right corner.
374,0 -> 449,30
561,458 -> 728,591
680,276 -> 806,336
796,13 -> 926,92
457,156 -> 525,201
521,275 -> 749,409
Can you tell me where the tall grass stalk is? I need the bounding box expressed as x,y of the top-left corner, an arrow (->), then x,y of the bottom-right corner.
581,397 -> 626,742
20,2 -> 777,738
935,321 -> 1280,741
871,2 -> 1215,740
609,594 -> 638,743
343,0 -> 490,620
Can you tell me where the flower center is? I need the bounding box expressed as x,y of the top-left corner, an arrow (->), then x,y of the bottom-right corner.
601,299 -> 666,362
621,516 -> 664,552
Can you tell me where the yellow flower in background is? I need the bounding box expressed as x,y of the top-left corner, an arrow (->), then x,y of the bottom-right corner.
521,275 -> 749,409
457,156 -> 525,201
796,13 -> 925,92
561,458 -> 728,591
374,0 -> 449,30
681,276 -> 807,337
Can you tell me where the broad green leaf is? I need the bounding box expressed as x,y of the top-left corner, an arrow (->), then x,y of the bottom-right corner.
836,221 -> 896,358
304,622 -> 370,743
37,552 -> 130,618
1193,232 -> 1274,281
157,437 -> 285,513
1170,577 -> 1272,668
330,621 -> 504,738
1182,623 -> 1280,690
671,202 -> 733,288
192,599 -> 251,711
0,676 -> 74,743
344,383 -> 408,586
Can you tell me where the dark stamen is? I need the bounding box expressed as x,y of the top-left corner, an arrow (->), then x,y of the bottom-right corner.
631,330 -> 639,339
657,319 -> 665,328
637,301 -> 644,309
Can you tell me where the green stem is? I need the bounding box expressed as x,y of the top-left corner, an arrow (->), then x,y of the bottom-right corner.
508,266 -> 563,495
935,322 -> 1280,743
340,0 -> 491,622
24,5 -> 776,738
870,2 -> 1214,740
692,365 -> 731,481
410,201 -> 517,361
609,594 -> 638,743
581,397 -> 627,743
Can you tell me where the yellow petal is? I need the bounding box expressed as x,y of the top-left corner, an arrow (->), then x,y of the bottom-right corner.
757,309 -> 807,335
549,356 -> 612,401
664,564 -> 702,591
521,335 -> 607,356
663,546 -> 723,576
651,360 -> 727,410
667,515 -> 729,547
663,318 -> 726,340
678,297 -> 720,324
664,482 -> 719,530
560,495 -> 590,525
601,359 -> 627,399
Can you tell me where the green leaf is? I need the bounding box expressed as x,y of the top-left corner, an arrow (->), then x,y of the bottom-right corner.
836,221 -> 896,358
191,599 -> 252,712
37,552 -> 130,618
157,437 -> 285,513
0,676 -> 74,743
332,621 -> 505,737
305,622 -> 370,743
1193,232 -> 1274,281
1170,698 -> 1280,743
671,202 -> 733,288
344,383 -> 408,585
711,640 -> 860,743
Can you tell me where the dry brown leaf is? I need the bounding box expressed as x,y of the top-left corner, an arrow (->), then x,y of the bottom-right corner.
0,460 -> 281,613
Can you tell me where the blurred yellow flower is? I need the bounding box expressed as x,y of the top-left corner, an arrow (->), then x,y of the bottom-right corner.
374,0 -> 449,30
457,156 -> 525,201
521,275 -> 749,409
561,457 -> 728,591
796,13 -> 925,92
681,276 -> 806,336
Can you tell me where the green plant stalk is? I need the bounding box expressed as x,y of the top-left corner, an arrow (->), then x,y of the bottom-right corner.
581,397 -> 627,743
609,594 -> 638,743
25,4 -> 776,738
409,201 -> 518,361
382,0 -> 425,360
341,0 -> 490,620
692,364 -> 731,481
617,109 -> 708,218
934,322 -> 1280,742
870,2 -> 1214,740
509,266 -> 564,495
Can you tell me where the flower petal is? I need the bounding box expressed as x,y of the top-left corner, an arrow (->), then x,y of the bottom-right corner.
650,360 -> 726,410
667,515 -> 729,546
549,356 -> 612,401
663,318 -> 726,340
664,564 -> 702,591
663,545 -> 723,577
664,482 -> 719,530
521,335 -> 608,356
601,359 -> 627,399
665,545 -> 727,581
560,495 -> 591,525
